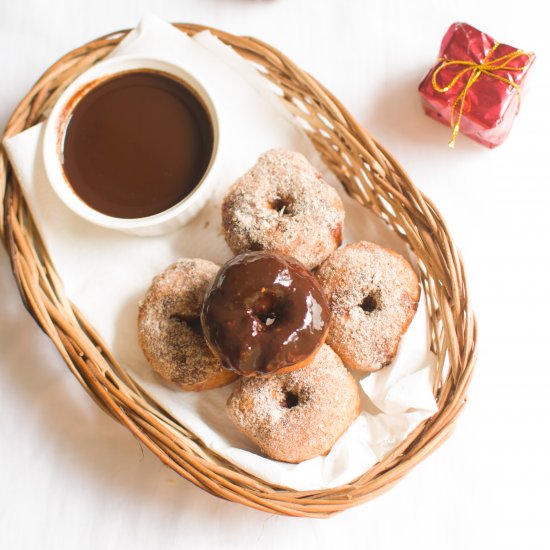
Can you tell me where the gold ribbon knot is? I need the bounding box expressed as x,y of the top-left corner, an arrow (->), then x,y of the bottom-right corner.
432,43 -> 532,147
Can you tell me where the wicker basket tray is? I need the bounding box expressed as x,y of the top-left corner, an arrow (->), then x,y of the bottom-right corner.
0,23 -> 477,517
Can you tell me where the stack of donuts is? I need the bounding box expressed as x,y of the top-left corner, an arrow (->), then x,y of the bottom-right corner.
138,149 -> 420,463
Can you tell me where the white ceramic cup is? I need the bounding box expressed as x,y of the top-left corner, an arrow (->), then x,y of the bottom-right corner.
43,55 -> 220,236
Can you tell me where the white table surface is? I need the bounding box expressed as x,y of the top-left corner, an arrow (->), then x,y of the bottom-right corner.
1,1 -> 548,548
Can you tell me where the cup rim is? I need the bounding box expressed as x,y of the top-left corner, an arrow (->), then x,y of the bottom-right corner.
43,54 -> 220,231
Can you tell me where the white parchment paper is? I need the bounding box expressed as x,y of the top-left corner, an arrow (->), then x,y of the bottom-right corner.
4,14 -> 437,490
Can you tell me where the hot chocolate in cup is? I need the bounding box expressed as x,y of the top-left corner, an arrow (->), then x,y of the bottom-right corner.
43,56 -> 220,236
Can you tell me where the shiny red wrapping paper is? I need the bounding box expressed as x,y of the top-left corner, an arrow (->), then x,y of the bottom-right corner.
419,22 -> 535,148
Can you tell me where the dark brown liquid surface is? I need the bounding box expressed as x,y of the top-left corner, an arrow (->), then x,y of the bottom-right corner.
201,252 -> 330,376
61,71 -> 214,219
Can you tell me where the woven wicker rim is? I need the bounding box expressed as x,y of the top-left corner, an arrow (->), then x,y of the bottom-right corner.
0,24 -> 477,518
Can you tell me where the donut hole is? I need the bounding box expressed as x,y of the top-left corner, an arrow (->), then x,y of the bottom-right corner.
281,389 -> 300,409
268,196 -> 293,216
170,313 -> 203,336
249,291 -> 287,331
360,292 -> 381,314
256,310 -> 278,327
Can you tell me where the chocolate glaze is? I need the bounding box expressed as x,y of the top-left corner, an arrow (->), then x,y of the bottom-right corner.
201,251 -> 330,376
61,70 -> 214,219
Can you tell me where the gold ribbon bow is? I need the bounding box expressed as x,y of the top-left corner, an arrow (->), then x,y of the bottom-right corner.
432,43 -> 532,147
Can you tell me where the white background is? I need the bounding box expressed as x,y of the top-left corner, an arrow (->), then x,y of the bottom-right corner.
1,1 -> 548,549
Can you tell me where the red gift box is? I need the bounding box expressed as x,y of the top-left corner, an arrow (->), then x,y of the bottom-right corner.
418,22 -> 535,148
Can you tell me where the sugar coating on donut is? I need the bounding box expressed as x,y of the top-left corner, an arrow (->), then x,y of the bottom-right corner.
138,259 -> 236,391
226,344 -> 360,463
316,241 -> 420,372
222,149 -> 345,269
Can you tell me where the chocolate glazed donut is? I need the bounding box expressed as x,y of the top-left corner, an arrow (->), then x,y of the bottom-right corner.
201,251 -> 331,376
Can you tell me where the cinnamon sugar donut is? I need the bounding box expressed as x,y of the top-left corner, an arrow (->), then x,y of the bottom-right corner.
316,241 -> 420,373
138,259 -> 237,391
226,344 -> 360,463
222,149 -> 345,269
